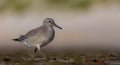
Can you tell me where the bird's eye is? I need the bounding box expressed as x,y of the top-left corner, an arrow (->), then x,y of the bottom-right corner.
48,21 -> 51,22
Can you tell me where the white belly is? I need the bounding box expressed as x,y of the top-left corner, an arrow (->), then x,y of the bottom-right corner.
22,41 -> 32,47
22,40 -> 43,48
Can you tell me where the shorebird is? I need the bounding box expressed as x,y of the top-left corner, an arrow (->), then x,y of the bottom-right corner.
12,18 -> 62,58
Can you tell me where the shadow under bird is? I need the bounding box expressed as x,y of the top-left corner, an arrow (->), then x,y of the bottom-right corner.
12,18 -> 62,58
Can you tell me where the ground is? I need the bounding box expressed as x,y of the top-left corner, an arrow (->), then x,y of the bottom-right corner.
0,50 -> 120,65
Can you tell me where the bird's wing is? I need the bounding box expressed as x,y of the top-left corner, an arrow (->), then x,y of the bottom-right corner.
24,26 -> 48,44
25,27 -> 40,38
13,28 -> 40,42
25,25 -> 48,38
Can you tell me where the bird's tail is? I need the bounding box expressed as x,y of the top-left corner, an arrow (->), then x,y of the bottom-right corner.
12,38 -> 20,41
12,35 -> 26,42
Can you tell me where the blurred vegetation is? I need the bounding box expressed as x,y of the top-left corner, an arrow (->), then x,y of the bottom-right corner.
0,0 -> 33,12
0,0 -> 120,13
45,0 -> 92,10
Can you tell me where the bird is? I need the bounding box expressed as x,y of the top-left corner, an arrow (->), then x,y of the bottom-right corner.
12,18 -> 62,59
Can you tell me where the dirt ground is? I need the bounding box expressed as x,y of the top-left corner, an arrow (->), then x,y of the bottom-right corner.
0,50 -> 120,65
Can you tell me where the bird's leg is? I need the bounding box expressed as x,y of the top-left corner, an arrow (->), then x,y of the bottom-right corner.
39,50 -> 47,58
36,45 -> 47,59
27,47 -> 37,61
34,47 -> 38,52
32,47 -> 37,58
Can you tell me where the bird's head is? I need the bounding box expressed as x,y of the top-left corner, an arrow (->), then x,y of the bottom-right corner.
43,18 -> 62,30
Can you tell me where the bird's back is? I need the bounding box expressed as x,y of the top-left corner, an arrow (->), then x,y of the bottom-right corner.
23,25 -> 55,47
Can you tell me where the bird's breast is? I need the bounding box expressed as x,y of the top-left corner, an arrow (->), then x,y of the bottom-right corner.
44,28 -> 55,43
40,27 -> 55,47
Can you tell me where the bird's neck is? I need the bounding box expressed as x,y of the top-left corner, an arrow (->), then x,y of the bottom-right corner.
48,26 -> 54,31
44,25 -> 53,29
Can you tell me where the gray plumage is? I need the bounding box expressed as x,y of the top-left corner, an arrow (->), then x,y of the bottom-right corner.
13,18 -> 62,58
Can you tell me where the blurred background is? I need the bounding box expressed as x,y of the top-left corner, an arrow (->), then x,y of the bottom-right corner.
0,0 -> 120,55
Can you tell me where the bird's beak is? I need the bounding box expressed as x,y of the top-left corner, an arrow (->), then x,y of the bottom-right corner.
53,23 -> 62,30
